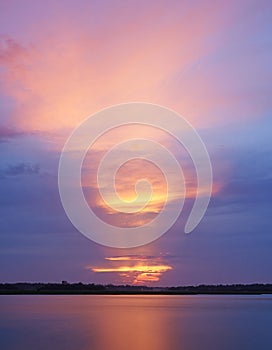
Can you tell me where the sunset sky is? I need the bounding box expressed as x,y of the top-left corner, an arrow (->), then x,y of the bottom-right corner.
1,0 -> 272,285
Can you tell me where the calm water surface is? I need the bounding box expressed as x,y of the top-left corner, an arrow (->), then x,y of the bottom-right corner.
0,295 -> 272,350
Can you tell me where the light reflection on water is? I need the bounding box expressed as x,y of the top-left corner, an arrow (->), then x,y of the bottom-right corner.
0,295 -> 272,350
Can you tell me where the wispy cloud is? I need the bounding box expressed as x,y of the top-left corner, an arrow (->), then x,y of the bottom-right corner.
0,162 -> 40,178
0,125 -> 27,142
2,1 -> 270,134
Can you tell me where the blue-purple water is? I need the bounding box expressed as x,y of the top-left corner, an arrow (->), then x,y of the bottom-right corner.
1,295 -> 272,350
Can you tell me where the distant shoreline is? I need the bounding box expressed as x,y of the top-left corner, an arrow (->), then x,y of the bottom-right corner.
1,283 -> 272,295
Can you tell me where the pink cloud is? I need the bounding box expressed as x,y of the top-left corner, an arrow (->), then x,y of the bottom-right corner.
1,0 -> 266,133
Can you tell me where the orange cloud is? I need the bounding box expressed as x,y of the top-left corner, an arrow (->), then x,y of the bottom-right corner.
105,256 -> 156,261
91,265 -> 172,274
80,122 -> 221,228
88,255 -> 172,284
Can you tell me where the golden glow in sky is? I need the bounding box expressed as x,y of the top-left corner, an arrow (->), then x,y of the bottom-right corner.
88,255 -> 172,284
1,0 -> 271,286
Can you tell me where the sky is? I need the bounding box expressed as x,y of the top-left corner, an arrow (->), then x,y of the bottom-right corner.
0,0 -> 272,286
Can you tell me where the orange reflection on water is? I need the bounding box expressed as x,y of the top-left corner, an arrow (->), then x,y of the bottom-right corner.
1,295 -> 178,350
87,296 -> 176,350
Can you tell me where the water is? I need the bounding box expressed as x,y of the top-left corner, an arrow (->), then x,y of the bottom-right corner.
0,295 -> 272,350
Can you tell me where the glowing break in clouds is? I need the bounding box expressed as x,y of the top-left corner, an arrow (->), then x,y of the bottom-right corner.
58,103 -> 212,248
88,255 -> 173,284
